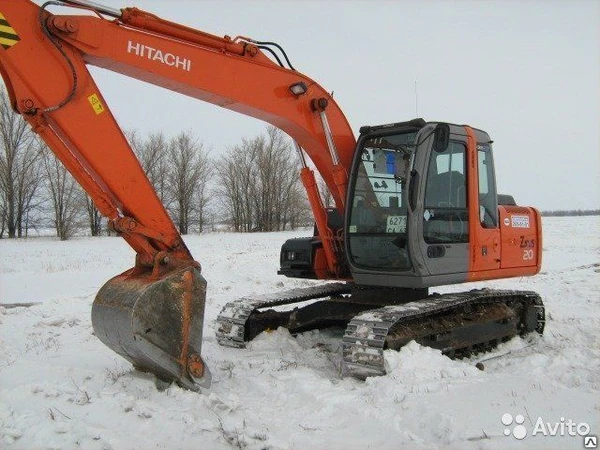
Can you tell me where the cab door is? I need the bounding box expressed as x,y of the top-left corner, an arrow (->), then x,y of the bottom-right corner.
411,124 -> 470,282
409,124 -> 501,285
465,127 -> 501,277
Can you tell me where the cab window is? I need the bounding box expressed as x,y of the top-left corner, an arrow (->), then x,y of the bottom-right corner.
347,132 -> 416,271
423,142 -> 469,244
477,144 -> 498,228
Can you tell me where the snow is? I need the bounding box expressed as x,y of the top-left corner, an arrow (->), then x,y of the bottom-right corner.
1,216 -> 599,450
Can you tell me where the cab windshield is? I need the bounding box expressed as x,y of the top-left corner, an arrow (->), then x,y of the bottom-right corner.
347,132 -> 416,271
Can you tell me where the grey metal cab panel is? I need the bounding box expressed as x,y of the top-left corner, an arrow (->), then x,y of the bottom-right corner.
410,124 -> 470,281
345,120 -> 473,289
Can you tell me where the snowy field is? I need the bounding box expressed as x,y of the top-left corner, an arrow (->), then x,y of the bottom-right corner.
1,216 -> 598,450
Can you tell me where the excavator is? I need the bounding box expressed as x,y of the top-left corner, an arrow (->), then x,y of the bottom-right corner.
0,0 -> 544,390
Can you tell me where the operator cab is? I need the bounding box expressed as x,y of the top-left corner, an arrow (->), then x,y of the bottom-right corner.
346,119 -> 493,288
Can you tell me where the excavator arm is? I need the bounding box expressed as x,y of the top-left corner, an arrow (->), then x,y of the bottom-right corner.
0,0 -> 356,389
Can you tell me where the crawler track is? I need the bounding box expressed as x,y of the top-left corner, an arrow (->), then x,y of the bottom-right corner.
216,285 -> 545,379
342,290 -> 545,378
216,283 -> 351,348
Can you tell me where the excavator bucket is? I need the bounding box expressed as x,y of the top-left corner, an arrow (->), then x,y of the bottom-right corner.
91,265 -> 211,390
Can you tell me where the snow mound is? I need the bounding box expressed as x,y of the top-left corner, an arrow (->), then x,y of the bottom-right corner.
384,341 -> 482,382
247,326 -> 302,353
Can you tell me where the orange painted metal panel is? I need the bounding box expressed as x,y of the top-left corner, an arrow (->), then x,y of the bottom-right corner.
464,125 -> 541,281
498,206 -> 542,271
465,127 -> 501,280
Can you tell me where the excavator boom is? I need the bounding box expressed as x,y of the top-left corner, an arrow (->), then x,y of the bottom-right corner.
0,0 -> 544,388
0,0 -> 356,389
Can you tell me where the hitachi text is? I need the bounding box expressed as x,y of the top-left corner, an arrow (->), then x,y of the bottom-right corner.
127,41 -> 191,72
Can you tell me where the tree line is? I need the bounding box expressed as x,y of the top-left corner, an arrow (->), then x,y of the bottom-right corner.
541,210 -> 600,217
0,90 -> 312,240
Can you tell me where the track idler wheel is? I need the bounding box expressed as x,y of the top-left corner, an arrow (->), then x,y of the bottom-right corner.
92,262 -> 211,390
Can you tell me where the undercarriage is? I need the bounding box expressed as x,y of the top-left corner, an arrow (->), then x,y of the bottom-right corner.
217,284 -> 545,378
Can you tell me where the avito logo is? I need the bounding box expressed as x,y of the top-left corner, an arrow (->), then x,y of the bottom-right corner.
501,412 -> 595,444
502,413 -> 527,440
532,416 -> 591,437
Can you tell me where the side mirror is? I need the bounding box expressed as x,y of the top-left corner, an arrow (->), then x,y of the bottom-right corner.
433,123 -> 450,153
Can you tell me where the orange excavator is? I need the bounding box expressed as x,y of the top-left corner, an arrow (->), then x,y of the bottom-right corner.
0,0 -> 544,390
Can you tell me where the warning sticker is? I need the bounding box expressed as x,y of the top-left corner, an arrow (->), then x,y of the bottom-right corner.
511,215 -> 530,229
87,93 -> 105,115
0,12 -> 21,50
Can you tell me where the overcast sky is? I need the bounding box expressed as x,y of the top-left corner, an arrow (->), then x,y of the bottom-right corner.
26,1 -> 600,210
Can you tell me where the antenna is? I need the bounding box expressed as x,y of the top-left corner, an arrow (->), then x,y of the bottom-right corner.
414,80 -> 418,117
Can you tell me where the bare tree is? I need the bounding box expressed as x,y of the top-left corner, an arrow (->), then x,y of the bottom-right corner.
216,126 -> 309,232
267,127 -> 311,230
195,168 -> 211,233
41,147 -> 83,240
215,138 -> 259,232
127,129 -> 212,233
127,129 -> 169,203
317,176 -> 335,209
281,160 -> 311,230
0,192 -> 5,238
84,194 -> 102,236
0,90 -> 44,238
166,130 -> 211,234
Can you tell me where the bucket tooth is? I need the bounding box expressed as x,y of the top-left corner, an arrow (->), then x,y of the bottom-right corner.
92,264 -> 211,390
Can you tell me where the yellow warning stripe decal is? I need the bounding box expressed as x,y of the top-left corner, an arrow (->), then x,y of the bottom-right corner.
0,24 -> 14,34
0,11 -> 20,50
0,36 -> 17,46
